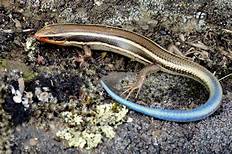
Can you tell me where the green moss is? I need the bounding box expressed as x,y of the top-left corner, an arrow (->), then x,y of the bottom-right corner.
0,59 -> 7,68
0,59 -> 37,81
23,70 -> 37,81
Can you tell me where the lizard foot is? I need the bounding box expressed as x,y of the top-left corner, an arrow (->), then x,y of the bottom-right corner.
121,64 -> 161,99
121,75 -> 145,99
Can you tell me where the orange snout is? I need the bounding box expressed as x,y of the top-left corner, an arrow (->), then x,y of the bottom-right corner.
33,34 -> 65,45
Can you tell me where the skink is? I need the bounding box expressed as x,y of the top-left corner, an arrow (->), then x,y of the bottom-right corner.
34,24 -> 222,122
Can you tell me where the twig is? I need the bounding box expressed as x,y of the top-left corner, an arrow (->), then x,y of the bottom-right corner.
186,41 -> 210,50
222,29 -> 232,34
0,28 -> 34,33
219,73 -> 232,81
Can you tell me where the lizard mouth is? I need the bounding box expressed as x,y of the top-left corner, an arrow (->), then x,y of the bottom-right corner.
33,34 -> 66,45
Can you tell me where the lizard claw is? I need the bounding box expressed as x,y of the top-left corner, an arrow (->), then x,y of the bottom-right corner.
121,75 -> 145,99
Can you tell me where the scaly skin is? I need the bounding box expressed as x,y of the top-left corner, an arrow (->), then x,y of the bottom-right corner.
34,24 -> 222,122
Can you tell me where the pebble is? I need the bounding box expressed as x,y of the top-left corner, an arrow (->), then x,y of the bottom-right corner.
22,98 -> 29,108
42,87 -> 50,91
13,95 -> 22,103
35,87 -> 42,96
29,138 -> 39,146
38,92 -> 49,102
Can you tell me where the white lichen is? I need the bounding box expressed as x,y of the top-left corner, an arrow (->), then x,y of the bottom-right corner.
11,81 -> 33,108
13,94 -> 22,103
68,131 -> 86,148
61,112 -> 83,126
56,103 -> 129,149
35,87 -> 57,103
100,126 -> 115,139
56,128 -> 73,141
82,131 -> 102,149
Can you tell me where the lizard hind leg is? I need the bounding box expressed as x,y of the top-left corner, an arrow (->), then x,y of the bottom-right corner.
121,64 -> 161,99
75,45 -> 92,66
